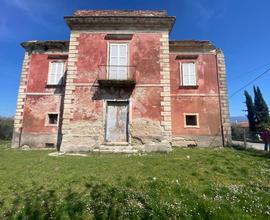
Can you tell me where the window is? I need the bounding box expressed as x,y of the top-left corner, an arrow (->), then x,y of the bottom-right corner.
184,113 -> 199,128
181,62 -> 197,86
47,61 -> 64,85
47,113 -> 58,125
109,43 -> 128,80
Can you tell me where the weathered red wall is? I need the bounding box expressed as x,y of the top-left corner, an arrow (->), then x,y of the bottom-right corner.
171,96 -> 221,135
23,53 -> 66,133
23,95 -> 61,133
74,33 -> 162,122
170,54 -> 219,94
27,54 -> 67,92
132,87 -> 162,121
27,54 -> 50,93
170,53 -> 221,135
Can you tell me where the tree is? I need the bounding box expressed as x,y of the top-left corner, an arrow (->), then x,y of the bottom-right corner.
254,86 -> 270,130
0,117 -> 14,140
244,90 -> 256,132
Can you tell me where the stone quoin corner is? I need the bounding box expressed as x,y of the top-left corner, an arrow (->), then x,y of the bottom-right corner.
12,10 -> 231,153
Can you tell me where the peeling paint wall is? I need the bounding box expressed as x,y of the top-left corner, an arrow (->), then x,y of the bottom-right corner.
169,53 -> 222,145
60,32 -> 165,152
23,95 -> 61,133
18,52 -> 67,148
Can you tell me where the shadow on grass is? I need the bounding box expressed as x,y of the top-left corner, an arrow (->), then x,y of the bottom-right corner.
230,144 -> 270,159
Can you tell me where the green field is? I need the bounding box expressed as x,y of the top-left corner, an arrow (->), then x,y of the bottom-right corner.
0,141 -> 269,219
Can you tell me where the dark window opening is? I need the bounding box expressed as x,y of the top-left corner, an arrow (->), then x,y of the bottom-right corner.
185,115 -> 198,126
45,143 -> 55,148
48,114 -> 58,125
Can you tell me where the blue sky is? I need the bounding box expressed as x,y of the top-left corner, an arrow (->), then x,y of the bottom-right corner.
1,0 -> 270,117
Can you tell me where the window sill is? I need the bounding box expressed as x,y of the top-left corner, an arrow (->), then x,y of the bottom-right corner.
46,84 -> 64,88
184,126 -> 200,129
45,124 -> 58,127
179,85 -> 199,89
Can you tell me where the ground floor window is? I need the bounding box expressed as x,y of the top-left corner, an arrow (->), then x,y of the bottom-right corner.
46,113 -> 59,126
184,113 -> 199,128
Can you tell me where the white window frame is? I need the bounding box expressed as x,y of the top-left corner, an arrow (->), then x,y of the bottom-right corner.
108,43 -> 129,80
180,61 -> 197,86
45,112 -> 59,127
47,61 -> 65,85
184,113 -> 200,128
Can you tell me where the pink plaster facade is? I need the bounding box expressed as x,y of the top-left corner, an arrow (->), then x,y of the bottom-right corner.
12,10 -> 231,152
170,54 -> 221,136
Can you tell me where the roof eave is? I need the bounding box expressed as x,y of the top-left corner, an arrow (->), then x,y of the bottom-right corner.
169,40 -> 217,52
21,40 -> 70,51
64,16 -> 176,32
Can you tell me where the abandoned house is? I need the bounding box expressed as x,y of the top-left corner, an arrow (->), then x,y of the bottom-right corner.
12,10 -> 231,153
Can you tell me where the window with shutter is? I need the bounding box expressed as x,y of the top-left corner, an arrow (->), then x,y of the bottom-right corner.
47,62 -> 64,85
109,44 -> 128,80
181,62 -> 197,86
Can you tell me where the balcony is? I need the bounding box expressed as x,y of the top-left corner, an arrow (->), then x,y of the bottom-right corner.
97,65 -> 136,87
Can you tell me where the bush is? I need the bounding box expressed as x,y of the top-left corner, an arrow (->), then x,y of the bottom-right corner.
0,116 -> 14,140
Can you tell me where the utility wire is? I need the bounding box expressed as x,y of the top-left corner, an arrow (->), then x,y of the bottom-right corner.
208,65 -> 270,147
229,66 -> 270,98
228,61 -> 270,81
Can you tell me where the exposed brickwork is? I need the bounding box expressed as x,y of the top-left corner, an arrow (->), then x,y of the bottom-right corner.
12,52 -> 31,148
216,49 -> 232,145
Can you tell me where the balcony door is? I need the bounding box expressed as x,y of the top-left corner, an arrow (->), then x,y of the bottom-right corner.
109,43 -> 128,80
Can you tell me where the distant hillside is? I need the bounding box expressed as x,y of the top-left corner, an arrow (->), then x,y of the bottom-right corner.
230,116 -> 248,124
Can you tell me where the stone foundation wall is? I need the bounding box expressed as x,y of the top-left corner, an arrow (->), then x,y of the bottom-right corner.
61,119 -> 103,152
17,132 -> 58,148
172,135 -> 223,148
130,118 -> 164,145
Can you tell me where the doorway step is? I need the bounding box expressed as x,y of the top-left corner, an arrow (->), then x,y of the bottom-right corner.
93,145 -> 138,153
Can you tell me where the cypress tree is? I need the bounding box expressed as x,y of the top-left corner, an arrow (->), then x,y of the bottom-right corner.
244,90 -> 256,132
254,86 -> 270,130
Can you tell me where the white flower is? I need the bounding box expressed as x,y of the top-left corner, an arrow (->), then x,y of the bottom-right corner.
186,155 -> 190,159
153,177 -> 156,181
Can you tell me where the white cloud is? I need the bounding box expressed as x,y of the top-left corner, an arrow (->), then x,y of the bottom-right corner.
2,0 -> 54,29
4,0 -> 31,12
0,18 -> 11,40
190,1 -> 227,30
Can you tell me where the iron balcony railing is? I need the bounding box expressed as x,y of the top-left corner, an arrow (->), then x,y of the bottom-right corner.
97,65 -> 136,82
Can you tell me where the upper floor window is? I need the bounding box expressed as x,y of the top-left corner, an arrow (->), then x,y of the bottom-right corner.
181,62 -> 197,86
47,61 -> 64,85
109,43 -> 128,80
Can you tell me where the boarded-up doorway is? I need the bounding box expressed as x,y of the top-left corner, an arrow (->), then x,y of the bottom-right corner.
105,101 -> 129,143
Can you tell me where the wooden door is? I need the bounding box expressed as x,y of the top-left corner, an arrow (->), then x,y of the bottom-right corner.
105,101 -> 129,142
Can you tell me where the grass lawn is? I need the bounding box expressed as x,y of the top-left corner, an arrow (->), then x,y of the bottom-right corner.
0,141 -> 270,219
